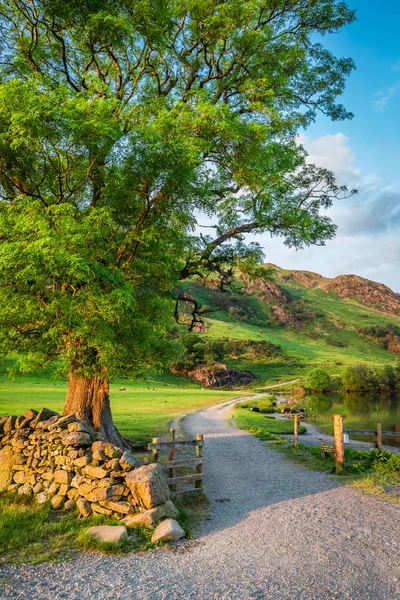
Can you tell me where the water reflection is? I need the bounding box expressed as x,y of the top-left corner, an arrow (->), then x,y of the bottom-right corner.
306,392 -> 400,448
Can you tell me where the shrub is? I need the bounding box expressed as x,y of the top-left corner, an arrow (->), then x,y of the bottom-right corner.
372,453 -> 400,476
306,368 -> 331,391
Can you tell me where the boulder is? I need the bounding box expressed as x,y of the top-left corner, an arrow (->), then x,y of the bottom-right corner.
87,525 -> 128,544
125,463 -> 170,509
123,500 -> 178,528
151,519 -> 185,543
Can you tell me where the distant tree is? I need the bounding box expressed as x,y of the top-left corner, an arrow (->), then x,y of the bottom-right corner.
306,368 -> 331,391
376,365 -> 397,391
0,0 -> 356,446
342,365 -> 377,392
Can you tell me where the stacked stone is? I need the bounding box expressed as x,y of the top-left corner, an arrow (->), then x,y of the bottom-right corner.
0,408 -> 178,525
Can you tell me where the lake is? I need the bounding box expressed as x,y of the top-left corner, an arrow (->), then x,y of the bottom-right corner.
305,391 -> 400,448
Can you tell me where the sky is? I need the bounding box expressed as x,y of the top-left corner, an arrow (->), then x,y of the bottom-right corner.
258,0 -> 400,290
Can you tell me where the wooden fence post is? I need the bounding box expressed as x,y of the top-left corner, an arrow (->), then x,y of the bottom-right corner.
333,415 -> 344,474
152,437 -> 159,463
376,423 -> 382,450
195,434 -> 203,490
293,414 -> 298,450
169,428 -> 177,491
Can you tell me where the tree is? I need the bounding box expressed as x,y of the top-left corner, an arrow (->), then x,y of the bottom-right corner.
306,368 -> 331,392
0,0 -> 356,446
342,365 -> 377,392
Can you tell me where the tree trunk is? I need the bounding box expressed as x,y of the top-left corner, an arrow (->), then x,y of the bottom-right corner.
63,369 -> 130,450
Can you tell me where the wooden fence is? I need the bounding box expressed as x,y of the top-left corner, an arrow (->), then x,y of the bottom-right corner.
148,429 -> 204,496
343,424 -> 400,451
295,415 -> 400,474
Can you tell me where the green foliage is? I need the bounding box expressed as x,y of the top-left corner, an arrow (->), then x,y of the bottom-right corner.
342,365 -> 399,392
372,452 -> 400,476
0,0 -> 356,382
306,368 -> 331,391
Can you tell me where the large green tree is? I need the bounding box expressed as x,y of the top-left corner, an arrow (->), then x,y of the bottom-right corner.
0,0 -> 356,446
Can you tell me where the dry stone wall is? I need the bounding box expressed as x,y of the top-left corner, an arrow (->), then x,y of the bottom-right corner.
0,408 -> 177,525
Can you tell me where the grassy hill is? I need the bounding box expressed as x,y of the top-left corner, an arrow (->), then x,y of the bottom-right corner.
184,265 -> 400,386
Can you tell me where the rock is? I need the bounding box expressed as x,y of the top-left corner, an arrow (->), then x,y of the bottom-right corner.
123,500 -> 178,527
64,499 -> 76,511
91,441 -> 108,461
85,485 -> 124,503
0,446 -> 23,492
54,470 -> 73,485
23,408 -> 39,420
151,519 -> 185,543
18,483 -> 33,496
31,408 -> 59,428
0,416 -> 8,433
13,470 -> 27,484
119,451 -> 139,471
67,421 -> 94,434
91,503 -> 113,516
4,416 -> 17,432
36,492 -> 49,504
48,482 -> 60,495
187,363 -> 256,388
51,495 -> 65,510
98,500 -> 136,515
55,415 -> 78,430
87,525 -> 128,544
73,455 -> 92,468
61,432 -> 92,447
103,443 -> 123,459
58,484 -> 70,496
125,463 -> 170,509
83,466 -> 110,479
77,497 -> 92,517
67,488 -> 79,500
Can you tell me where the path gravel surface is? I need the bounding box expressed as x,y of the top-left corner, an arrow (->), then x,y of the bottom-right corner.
1,398 -> 400,600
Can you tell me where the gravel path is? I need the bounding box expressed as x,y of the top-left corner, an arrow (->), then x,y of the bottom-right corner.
1,398 -> 400,600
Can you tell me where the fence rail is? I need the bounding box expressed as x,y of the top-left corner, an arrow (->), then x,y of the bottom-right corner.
344,429 -> 400,437
147,429 -> 204,495
292,416 -> 399,473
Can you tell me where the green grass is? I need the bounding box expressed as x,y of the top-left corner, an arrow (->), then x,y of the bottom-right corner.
0,491 -> 206,564
0,493 -> 156,564
0,368 -> 245,445
232,404 -> 306,439
270,442 -> 400,504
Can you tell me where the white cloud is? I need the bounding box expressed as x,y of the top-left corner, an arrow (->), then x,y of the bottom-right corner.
373,82 -> 400,111
257,133 -> 400,290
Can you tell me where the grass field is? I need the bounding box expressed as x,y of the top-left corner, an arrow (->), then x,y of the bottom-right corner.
0,368 -> 244,445
232,404 -> 306,438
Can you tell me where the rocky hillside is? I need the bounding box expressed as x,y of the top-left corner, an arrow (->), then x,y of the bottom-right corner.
265,265 -> 400,316
182,264 -> 400,384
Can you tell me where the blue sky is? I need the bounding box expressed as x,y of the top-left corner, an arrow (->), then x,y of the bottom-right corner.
259,0 -> 400,290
